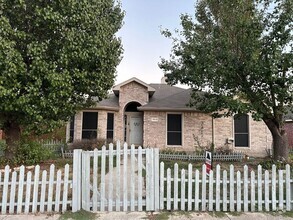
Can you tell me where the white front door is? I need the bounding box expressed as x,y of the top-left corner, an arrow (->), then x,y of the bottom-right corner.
129,115 -> 143,146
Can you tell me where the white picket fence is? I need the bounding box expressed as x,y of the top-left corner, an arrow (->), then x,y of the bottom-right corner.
0,164 -> 72,214
1,142 -> 293,214
72,143 -> 160,212
160,163 -> 293,212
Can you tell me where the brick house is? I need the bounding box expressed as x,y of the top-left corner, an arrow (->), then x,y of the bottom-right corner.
67,77 -> 273,157
284,111 -> 293,148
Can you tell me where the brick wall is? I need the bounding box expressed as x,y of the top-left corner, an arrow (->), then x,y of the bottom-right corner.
284,122 -> 293,148
143,111 -> 213,151
116,82 -> 149,142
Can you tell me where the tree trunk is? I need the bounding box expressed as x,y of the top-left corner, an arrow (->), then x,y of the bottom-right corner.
4,121 -> 21,159
264,119 -> 289,161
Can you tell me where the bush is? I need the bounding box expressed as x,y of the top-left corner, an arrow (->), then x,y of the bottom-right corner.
259,159 -> 286,170
15,140 -> 52,165
70,138 -> 107,151
0,140 -> 6,156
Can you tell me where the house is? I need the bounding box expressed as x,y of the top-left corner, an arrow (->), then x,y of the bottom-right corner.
284,110 -> 293,148
67,77 -> 273,157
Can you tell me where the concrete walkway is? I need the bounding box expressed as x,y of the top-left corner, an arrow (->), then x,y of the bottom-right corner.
0,212 -> 292,220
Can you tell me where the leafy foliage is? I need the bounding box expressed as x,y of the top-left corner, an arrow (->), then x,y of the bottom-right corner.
0,138 -> 52,166
0,0 -> 124,134
160,0 -> 292,159
15,139 -> 52,165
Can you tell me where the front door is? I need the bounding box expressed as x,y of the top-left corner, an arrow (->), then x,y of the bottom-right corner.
129,114 -> 143,146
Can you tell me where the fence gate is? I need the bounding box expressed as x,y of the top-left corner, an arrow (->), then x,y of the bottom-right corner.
72,142 -> 159,212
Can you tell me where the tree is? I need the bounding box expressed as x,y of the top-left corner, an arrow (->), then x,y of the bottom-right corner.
159,0 -> 292,160
0,0 -> 124,158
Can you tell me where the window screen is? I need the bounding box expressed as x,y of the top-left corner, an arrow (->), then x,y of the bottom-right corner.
167,114 -> 182,145
82,112 -> 98,139
107,113 -> 114,141
234,114 -> 249,147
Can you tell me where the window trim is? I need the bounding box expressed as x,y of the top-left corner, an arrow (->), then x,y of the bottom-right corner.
166,113 -> 183,147
233,114 -> 250,148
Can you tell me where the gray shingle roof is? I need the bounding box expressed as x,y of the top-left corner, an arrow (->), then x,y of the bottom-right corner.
138,88 -> 197,111
94,80 -> 197,111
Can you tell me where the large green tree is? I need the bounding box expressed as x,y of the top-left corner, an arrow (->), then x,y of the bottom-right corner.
160,0 -> 292,160
0,0 -> 124,158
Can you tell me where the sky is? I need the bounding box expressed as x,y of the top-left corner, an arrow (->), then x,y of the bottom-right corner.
115,0 -> 195,85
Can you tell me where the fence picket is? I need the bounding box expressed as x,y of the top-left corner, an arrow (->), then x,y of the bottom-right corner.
116,141 -> 121,211
167,168 -> 171,210
229,165 -> 234,212
223,170 -> 227,211
272,165 -> 276,211
208,171 -> 214,211
257,165 -> 262,211
92,149 -> 98,212
2,165 -> 10,214
47,164 -> 55,212
100,146 -> 106,211
123,143 -> 128,211
279,169 -> 284,210
159,162 -> 165,210
24,171 -> 32,214
9,171 -> 17,214
251,171 -> 255,212
265,170 -> 269,211
138,146 -> 143,211
39,170 -> 47,213
54,170 -> 62,212
32,165 -> 40,213
286,164 -> 291,211
109,143 -> 114,211
236,171 -> 241,212
216,165 -> 221,211
194,169 -> 199,211
62,164 -> 70,212
174,163 -> 178,210
243,165 -> 248,212
181,169 -> 186,210
130,145 -> 135,211
17,166 -> 25,213
187,164 -> 193,211
202,164 -> 207,211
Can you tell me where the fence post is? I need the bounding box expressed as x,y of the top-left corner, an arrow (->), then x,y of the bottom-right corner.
72,149 -> 82,212
154,148 -> 160,211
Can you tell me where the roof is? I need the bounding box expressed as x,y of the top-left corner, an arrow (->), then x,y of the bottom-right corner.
112,77 -> 156,96
138,89 -> 199,112
94,78 -> 198,112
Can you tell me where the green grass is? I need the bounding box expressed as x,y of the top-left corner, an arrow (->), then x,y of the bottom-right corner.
58,209 -> 97,220
150,211 -> 174,220
281,211 -> 293,218
208,211 -> 227,218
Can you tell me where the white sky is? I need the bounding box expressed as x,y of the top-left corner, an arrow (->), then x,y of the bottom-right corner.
115,1 -> 195,85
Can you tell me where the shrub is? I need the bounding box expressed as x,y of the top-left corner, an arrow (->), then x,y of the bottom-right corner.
70,138 -> 107,151
15,139 -> 52,165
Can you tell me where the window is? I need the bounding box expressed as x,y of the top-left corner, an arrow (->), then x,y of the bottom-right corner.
107,113 -> 114,141
82,112 -> 98,139
167,114 -> 182,145
234,114 -> 249,147
69,116 -> 75,142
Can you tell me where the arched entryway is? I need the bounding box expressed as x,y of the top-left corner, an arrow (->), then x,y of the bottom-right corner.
124,102 -> 143,146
